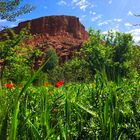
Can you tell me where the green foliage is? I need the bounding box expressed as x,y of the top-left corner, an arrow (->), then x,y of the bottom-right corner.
0,74 -> 139,139
80,29 -> 138,80
0,56 -> 51,139
46,58 -> 90,83
32,71 -> 48,86
43,47 -> 59,72
32,47 -> 59,85
132,45 -> 140,74
0,25 -> 140,139
0,28 -> 31,85
81,29 -> 112,75
3,45 -> 31,82
111,32 -> 134,77
0,0 -> 35,21
45,28 -> 139,83
62,58 -> 90,82
46,65 -> 64,83
0,28 -> 53,85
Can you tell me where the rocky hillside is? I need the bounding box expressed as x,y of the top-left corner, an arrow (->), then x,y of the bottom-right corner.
1,15 -> 88,63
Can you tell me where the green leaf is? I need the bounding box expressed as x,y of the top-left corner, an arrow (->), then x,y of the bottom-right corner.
9,100 -> 20,140
75,103 -> 97,117
27,119 -> 41,140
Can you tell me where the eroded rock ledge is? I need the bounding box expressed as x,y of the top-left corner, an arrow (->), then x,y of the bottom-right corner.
1,15 -> 89,63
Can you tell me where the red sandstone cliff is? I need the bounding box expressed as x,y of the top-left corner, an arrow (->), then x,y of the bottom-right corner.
0,15 -> 88,63
13,16 -> 88,40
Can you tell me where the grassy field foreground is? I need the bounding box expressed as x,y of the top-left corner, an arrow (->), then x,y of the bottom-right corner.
0,73 -> 140,140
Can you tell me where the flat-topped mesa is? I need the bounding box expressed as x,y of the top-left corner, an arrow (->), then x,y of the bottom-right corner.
13,15 -> 88,40
0,15 -> 89,65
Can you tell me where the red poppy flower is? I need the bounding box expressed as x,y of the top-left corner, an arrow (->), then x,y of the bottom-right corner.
55,80 -> 64,88
3,83 -> 14,89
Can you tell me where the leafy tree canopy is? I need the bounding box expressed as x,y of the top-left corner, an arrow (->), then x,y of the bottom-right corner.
43,47 -> 59,72
0,0 -> 34,21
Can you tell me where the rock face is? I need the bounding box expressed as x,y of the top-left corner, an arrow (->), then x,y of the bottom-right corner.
1,15 -> 88,63
13,16 -> 88,40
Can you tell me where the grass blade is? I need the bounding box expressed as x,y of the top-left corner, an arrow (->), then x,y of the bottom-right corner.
0,112 -> 9,140
9,100 -> 20,140
27,119 -> 41,140
18,57 -> 51,99
76,103 -> 97,117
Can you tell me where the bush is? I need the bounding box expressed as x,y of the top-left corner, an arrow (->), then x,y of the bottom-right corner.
43,47 -> 59,72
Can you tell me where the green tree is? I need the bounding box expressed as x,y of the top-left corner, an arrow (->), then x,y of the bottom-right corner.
0,0 -> 34,21
43,47 -> 59,72
112,32 -> 134,77
3,45 -> 31,83
80,29 -> 112,77
80,29 -> 137,81
32,47 -> 59,85
102,30 -> 136,79
62,58 -> 90,82
0,28 -> 31,85
132,45 -> 140,74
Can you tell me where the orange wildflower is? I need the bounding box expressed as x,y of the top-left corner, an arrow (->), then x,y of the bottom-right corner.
44,82 -> 49,87
3,83 -> 14,89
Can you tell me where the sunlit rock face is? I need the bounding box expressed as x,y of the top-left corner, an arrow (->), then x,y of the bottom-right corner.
14,16 -> 88,40
0,15 -> 88,64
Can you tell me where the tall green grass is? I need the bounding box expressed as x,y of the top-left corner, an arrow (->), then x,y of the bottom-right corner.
0,73 -> 140,139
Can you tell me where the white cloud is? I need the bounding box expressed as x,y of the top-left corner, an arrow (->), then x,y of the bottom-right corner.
57,0 -> 67,6
91,15 -> 102,22
15,18 -> 24,23
72,0 -> 92,11
10,24 -> 17,27
98,21 -> 108,26
114,18 -> 122,22
124,22 -> 132,27
102,31 -> 108,35
103,28 -> 140,44
102,28 -> 119,35
110,28 -> 120,32
98,19 -> 112,26
0,19 -> 7,23
129,28 -> 140,43
127,11 -> 133,16
80,5 -> 88,11
115,25 -> 119,29
98,18 -> 122,27
108,0 -> 112,4
90,11 -> 96,15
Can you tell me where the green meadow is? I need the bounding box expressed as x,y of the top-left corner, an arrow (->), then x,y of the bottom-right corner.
0,28 -> 140,139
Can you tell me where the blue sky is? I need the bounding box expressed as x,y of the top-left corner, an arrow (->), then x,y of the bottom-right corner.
0,0 -> 140,43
